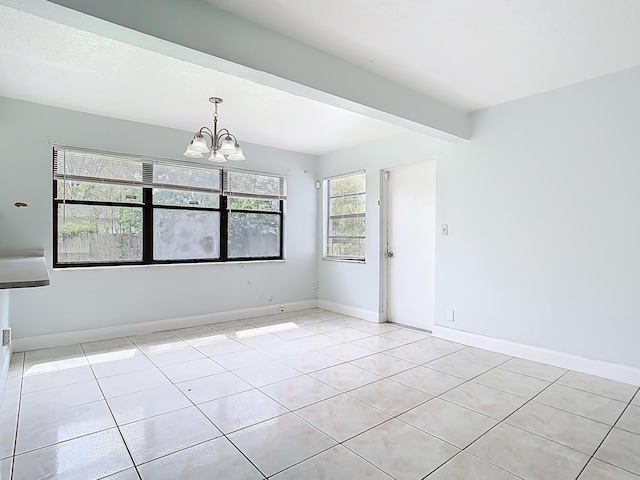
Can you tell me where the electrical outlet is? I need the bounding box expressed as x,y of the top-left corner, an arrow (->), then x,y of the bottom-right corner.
2,328 -> 10,347
277,305 -> 285,313
441,224 -> 449,236
312,282 -> 317,290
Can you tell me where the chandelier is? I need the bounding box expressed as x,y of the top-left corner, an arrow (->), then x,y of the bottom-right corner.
183,97 -> 245,162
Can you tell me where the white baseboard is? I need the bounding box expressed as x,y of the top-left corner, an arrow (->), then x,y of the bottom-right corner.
433,325 -> 640,387
317,300 -> 381,323
13,300 -> 318,352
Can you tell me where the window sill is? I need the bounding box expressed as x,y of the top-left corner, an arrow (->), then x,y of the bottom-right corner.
322,257 -> 366,264
53,259 -> 285,271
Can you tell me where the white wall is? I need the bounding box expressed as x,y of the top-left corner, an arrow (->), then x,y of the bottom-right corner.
437,66 -> 640,369
317,132 -> 454,318
0,97 -> 318,338
0,291 -> 9,405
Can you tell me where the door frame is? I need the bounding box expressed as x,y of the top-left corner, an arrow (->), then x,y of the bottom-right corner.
379,168 -> 391,323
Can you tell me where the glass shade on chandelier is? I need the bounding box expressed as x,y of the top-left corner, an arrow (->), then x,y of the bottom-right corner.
219,136 -> 237,155
209,150 -> 227,162
190,134 -> 210,153
183,97 -> 246,162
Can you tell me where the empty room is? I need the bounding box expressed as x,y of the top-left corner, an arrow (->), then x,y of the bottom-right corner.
0,1 -> 639,479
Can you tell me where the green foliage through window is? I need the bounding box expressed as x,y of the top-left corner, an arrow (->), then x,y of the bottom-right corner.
325,171 -> 366,260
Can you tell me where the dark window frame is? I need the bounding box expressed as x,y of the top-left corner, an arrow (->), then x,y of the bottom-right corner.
52,147 -> 285,268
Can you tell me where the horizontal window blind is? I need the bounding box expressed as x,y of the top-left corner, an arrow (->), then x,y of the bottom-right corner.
53,146 -> 286,199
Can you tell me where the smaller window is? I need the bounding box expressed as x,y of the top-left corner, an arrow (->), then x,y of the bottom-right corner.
324,171 -> 366,261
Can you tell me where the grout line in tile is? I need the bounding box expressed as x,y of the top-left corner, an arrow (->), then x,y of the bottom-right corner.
265,440 -> 388,479
530,383 -> 632,425
554,370 -> 638,403
294,412 -> 391,446
10,373 -> 24,463
223,428 -> 285,479
574,396 -> 640,479
128,331 -> 283,479
11,404 -> 120,457
495,363 -> 567,383
425,450 -> 527,480
6,315 -> 410,479
425,365 -> 571,478
80,343 -> 141,479
129,436 -> 217,467
10,313 -> 639,480
420,453 -> 472,480
209,323 -> 435,475
457,365 -> 630,480
280,353 -> 466,475
3,371 -> 24,480
587,458 -> 640,479
106,340 -> 266,474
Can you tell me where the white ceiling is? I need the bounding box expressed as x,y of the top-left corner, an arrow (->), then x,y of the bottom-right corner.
0,5 -> 405,156
3,1 -> 640,155
206,0 -> 640,111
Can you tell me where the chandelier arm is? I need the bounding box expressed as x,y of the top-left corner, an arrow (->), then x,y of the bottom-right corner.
198,127 -> 214,138
215,129 -> 238,145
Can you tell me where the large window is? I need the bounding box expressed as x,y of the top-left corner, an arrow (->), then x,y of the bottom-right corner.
324,171 -> 366,261
53,147 -> 285,267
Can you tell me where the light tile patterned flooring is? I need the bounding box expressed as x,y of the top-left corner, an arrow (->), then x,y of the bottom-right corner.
1,309 -> 639,479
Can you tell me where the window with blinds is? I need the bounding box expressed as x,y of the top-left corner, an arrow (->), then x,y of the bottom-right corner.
323,171 -> 366,261
53,146 -> 286,267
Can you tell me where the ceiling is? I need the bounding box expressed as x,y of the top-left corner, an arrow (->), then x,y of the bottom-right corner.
207,0 -> 640,111
2,2 -> 640,156
0,5 -> 405,156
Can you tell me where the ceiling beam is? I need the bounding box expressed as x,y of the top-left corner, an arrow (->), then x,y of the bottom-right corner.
7,0 -> 470,141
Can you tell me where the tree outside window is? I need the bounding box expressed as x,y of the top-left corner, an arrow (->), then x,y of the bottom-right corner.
324,171 -> 366,261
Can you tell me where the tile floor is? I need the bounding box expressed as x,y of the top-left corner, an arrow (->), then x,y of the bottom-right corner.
1,309 -> 639,479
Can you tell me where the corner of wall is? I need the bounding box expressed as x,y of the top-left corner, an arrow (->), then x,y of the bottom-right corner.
0,290 -> 11,417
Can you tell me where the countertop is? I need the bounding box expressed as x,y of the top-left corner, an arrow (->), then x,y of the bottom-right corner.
0,250 -> 50,289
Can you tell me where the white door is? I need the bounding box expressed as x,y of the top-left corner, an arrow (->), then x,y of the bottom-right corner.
385,161 -> 436,330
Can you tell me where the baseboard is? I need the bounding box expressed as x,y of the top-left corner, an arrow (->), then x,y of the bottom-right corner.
317,300 -> 381,323
13,300 -> 318,352
433,325 -> 640,387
